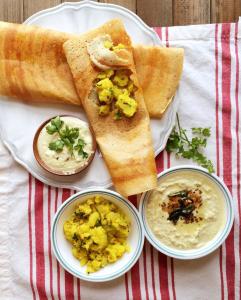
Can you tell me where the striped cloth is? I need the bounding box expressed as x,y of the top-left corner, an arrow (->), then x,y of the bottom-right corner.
0,18 -> 240,300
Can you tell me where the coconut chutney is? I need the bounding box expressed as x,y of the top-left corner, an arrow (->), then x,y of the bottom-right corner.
146,170 -> 227,250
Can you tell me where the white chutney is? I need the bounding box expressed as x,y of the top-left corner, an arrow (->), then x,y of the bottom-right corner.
37,117 -> 93,175
146,171 -> 226,250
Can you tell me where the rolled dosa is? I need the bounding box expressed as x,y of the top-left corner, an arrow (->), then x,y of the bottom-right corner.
133,45 -> 184,118
63,19 -> 157,196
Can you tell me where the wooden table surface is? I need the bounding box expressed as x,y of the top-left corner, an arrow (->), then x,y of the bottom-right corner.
0,0 -> 240,26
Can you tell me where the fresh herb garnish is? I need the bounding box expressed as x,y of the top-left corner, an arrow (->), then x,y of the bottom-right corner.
166,114 -> 214,173
48,139 -> 64,152
46,116 -> 89,159
46,116 -> 64,134
60,125 -> 79,143
163,189 -> 203,225
114,110 -> 122,120
74,138 -> 88,158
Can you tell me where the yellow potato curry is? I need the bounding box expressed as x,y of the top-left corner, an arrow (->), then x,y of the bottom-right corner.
96,42 -> 138,120
63,196 -> 130,273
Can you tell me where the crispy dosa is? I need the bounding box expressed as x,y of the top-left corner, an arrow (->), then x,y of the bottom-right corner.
0,21 -> 183,119
63,19 -> 157,196
133,45 -> 184,118
0,21 -> 80,105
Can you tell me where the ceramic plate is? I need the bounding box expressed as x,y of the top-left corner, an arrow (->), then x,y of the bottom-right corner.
0,0 -> 179,190
52,189 -> 144,282
139,166 -> 234,259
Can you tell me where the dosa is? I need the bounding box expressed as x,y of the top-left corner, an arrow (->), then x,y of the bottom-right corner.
63,19 -> 157,196
0,21 -> 183,118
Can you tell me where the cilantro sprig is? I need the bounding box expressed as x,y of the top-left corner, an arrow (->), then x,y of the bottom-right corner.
74,138 -> 88,158
46,116 -> 88,159
166,114 -> 215,173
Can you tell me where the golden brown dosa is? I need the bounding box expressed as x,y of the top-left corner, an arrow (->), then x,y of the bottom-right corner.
63,19 -> 157,197
133,45 -> 184,118
0,21 -> 183,119
0,21 -> 80,105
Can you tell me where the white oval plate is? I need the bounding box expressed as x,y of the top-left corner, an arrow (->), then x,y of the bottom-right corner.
0,0 -> 179,190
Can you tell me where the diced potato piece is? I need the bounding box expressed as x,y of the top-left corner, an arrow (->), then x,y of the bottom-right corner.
88,211 -> 100,227
98,89 -> 112,104
115,94 -> 137,117
103,40 -> 113,49
97,69 -> 114,79
96,78 -> 113,90
113,70 -> 129,87
99,105 -> 110,116
112,43 -> 126,50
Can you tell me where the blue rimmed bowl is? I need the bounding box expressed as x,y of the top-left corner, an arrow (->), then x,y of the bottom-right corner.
51,189 -> 144,282
139,165 -> 234,260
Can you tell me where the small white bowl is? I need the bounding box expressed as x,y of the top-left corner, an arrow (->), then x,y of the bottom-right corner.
51,189 -> 144,282
139,165 -> 234,260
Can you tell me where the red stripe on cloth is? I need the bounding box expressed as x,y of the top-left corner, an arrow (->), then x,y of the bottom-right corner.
131,262 -> 142,300
221,23 -> 235,300
47,186 -> 54,300
215,23 -> 224,299
156,152 -> 164,173
165,27 -> 169,47
128,195 -> 142,300
125,274 -> 130,300
77,278 -> 81,300
54,188 -> 61,300
143,241 -> 149,300
219,247 -> 224,300
154,27 -> 162,40
62,189 -> 74,300
215,24 -> 221,177
128,195 -> 137,207
158,253 -> 170,300
150,247 -> 157,300
34,179 -> 48,300
171,259 -> 176,300
234,21 -> 241,300
28,175 -> 36,300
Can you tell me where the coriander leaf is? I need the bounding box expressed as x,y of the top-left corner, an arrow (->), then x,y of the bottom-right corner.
114,111 -> 122,120
49,139 -> 64,152
166,114 -> 215,173
74,138 -> 88,159
192,127 -> 203,135
202,128 -> 211,137
60,126 -> 79,144
76,138 -> 86,147
46,124 -> 58,135
62,137 -> 73,155
192,127 -> 211,137
69,128 -> 79,141
51,116 -> 63,130
191,137 -> 207,148
166,129 -> 180,153
59,125 -> 70,138
46,116 -> 63,134
82,151 -> 88,159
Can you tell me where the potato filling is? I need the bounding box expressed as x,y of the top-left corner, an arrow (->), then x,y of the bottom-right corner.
96,68 -> 138,119
63,196 -> 130,274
